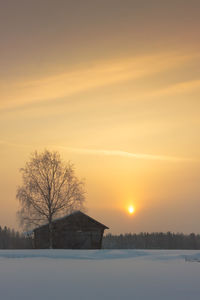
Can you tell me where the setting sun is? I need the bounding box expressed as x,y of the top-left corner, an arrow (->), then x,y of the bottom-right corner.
128,205 -> 135,214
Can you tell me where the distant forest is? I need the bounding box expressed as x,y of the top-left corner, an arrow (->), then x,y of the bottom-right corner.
1,226 -> 200,249
102,232 -> 200,250
0,226 -> 32,249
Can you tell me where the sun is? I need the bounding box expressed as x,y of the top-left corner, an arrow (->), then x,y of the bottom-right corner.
128,205 -> 135,214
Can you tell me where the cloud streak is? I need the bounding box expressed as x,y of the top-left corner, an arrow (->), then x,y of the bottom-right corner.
58,146 -> 194,162
149,79 -> 200,99
0,139 -> 196,162
0,52 -> 194,111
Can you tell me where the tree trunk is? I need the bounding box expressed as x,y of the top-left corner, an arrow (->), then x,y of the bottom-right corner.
49,219 -> 53,249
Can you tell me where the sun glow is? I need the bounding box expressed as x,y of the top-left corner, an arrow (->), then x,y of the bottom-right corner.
128,205 -> 135,214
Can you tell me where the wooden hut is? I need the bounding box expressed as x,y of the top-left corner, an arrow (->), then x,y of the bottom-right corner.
33,211 -> 109,249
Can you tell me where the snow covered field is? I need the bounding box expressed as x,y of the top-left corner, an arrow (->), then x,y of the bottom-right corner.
0,249 -> 200,300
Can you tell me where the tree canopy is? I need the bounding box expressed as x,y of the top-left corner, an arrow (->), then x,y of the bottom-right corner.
17,150 -> 85,247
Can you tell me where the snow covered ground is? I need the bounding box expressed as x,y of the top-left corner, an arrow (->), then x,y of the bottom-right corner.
0,249 -> 200,300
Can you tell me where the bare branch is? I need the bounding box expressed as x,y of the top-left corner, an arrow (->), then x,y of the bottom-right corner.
16,149 -> 86,238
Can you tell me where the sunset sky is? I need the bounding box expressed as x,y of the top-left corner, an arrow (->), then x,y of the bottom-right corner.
0,0 -> 200,234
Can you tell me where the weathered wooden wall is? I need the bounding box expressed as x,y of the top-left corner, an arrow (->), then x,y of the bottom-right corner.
34,212 -> 106,249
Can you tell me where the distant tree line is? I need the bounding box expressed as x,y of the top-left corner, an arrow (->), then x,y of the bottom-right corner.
102,232 -> 200,249
0,226 -> 32,249
1,227 -> 200,250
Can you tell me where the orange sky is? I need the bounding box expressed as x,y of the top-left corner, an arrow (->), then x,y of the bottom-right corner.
0,0 -> 200,233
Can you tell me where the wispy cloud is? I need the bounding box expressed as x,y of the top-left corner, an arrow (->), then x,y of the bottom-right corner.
57,146 -> 194,162
0,139 -> 196,162
0,52 -> 194,111
149,79 -> 200,98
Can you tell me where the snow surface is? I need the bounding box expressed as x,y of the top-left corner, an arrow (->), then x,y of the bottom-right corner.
0,249 -> 200,300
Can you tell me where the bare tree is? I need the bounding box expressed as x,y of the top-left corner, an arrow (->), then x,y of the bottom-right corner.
17,150 -> 85,248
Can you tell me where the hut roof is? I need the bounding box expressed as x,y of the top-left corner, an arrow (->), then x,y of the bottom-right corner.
34,211 -> 109,231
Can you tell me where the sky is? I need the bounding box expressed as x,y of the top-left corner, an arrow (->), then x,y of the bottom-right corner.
0,0 -> 200,234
